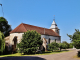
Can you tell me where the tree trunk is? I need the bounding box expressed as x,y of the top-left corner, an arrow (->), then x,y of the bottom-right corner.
60,48 -> 61,51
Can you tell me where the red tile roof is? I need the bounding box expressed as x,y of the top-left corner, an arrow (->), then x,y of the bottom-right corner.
10,23 -> 60,37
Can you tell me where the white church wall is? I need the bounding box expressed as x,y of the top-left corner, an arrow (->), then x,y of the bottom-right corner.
41,35 -> 61,44
9,33 -> 60,45
52,29 -> 59,35
10,33 -> 24,45
52,29 -> 56,32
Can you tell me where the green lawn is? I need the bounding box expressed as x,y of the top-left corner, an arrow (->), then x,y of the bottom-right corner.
0,50 -> 70,57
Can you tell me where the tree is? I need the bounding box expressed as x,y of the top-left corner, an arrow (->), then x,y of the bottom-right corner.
62,41 -> 69,49
59,43 -> 67,51
67,29 -> 80,49
48,42 -> 59,52
69,43 -> 73,48
0,17 -> 12,37
17,30 -> 43,54
0,31 -> 5,55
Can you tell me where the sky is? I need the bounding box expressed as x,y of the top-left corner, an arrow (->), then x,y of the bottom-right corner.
0,0 -> 80,43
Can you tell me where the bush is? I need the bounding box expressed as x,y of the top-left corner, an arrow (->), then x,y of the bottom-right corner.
77,51 -> 80,57
74,40 -> 80,49
0,31 -> 5,55
48,42 -> 59,52
69,43 -> 73,48
59,43 -> 67,51
17,30 -> 43,54
62,41 -> 69,49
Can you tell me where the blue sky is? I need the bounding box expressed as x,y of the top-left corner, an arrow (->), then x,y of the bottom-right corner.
0,0 -> 80,43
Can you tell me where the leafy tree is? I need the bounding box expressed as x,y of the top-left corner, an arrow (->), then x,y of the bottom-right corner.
0,31 -> 5,55
0,17 -> 12,37
17,30 -> 43,54
62,41 -> 69,48
69,43 -> 73,48
48,42 -> 59,52
67,29 -> 80,49
59,43 -> 67,51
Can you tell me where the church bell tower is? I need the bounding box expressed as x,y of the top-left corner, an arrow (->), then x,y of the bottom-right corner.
50,18 -> 60,35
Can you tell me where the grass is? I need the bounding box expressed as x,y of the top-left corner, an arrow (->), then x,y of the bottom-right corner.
0,50 -> 70,57
36,50 -> 70,55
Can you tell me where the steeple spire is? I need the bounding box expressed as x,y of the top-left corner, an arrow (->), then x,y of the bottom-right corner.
50,16 -> 60,35
53,15 -> 55,21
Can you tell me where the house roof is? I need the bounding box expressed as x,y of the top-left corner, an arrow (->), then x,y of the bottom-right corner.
10,23 -> 60,37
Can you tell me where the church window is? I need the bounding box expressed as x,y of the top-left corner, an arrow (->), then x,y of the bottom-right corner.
48,38 -> 50,44
55,39 -> 56,43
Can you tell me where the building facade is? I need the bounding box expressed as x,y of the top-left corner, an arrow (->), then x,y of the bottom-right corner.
5,20 -> 61,51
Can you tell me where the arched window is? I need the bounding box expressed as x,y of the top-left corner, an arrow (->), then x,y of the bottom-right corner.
48,38 -> 50,44
55,39 -> 56,43
13,36 -> 17,45
12,36 -> 17,52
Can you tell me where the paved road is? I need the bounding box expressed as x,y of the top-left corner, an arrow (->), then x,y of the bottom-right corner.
0,49 -> 80,60
37,49 -> 80,60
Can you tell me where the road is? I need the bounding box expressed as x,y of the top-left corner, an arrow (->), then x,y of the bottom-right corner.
0,49 -> 80,60
37,49 -> 80,60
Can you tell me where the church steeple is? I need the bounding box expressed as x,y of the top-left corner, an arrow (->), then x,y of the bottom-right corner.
50,20 -> 57,29
50,18 -> 60,35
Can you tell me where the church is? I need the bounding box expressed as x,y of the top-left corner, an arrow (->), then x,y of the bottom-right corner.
5,20 -> 61,51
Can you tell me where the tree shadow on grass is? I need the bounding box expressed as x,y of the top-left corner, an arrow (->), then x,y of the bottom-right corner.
35,50 -> 69,54
41,51 -> 52,54
53,50 -> 69,52
0,56 -> 46,60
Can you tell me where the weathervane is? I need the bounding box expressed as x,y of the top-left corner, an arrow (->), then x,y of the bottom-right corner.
0,4 -> 2,6
0,3 -> 4,17
53,15 -> 55,21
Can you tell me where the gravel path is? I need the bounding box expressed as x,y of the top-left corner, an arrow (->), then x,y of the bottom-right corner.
0,49 -> 80,60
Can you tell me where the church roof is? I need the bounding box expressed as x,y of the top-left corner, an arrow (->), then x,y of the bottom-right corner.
10,23 -> 60,37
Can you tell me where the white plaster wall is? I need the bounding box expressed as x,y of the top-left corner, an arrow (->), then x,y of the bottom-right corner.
52,29 -> 56,32
10,33 -> 24,45
9,33 -> 61,45
41,35 -> 61,44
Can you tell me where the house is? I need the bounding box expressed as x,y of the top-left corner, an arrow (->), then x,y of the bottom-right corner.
5,20 -> 61,52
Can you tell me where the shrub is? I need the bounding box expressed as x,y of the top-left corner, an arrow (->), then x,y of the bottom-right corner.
17,30 -> 43,54
69,43 -> 73,48
0,31 -> 5,55
48,42 -> 59,52
62,41 -> 69,49
59,43 -> 67,51
77,51 -> 80,57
